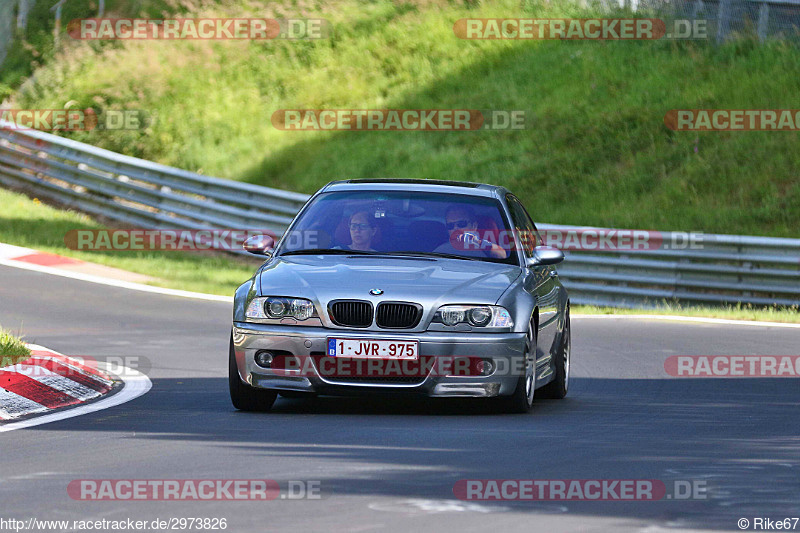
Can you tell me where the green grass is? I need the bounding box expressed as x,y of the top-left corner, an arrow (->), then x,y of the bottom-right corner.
6,0 -> 800,237
0,188 -> 259,296
575,303 -> 800,323
0,328 -> 31,367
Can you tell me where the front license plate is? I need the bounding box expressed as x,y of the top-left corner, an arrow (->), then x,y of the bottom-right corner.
327,338 -> 418,360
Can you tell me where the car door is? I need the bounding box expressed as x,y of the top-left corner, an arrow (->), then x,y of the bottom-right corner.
506,194 -> 560,364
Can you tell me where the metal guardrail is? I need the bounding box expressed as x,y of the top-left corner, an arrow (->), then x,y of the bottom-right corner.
537,224 -> 800,308
0,120 -> 310,256
1,121 -> 798,308
634,0 -> 800,42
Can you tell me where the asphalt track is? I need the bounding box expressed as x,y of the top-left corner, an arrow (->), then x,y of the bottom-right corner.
1,263 -> 798,533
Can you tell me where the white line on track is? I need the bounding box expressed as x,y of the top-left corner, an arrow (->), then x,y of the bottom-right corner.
0,362 -> 152,433
572,313 -> 800,329
0,257 -> 232,303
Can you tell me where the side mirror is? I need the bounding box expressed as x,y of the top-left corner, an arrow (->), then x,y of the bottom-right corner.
526,246 -> 564,268
243,234 -> 275,257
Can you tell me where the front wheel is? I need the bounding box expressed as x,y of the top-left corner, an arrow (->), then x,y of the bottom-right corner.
500,318 -> 537,414
538,308 -> 570,399
229,335 -> 277,412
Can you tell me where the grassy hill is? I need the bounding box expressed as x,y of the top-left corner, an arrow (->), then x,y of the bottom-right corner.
4,0 -> 800,237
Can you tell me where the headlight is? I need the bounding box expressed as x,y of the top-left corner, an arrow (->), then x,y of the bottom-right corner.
432,305 -> 513,328
245,297 -> 318,321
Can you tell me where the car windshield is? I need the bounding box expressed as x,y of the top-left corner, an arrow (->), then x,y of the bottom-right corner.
277,190 -> 518,265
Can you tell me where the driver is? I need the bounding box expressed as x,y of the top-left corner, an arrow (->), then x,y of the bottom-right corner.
434,205 -> 508,259
346,211 -> 378,251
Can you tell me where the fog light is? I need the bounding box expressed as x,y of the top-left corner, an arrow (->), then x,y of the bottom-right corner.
255,350 -> 274,368
477,359 -> 495,376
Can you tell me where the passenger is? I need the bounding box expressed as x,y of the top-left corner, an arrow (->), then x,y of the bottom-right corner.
434,205 -> 508,259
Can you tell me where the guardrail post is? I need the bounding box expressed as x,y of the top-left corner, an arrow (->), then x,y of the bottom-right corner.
757,1 -> 770,41
51,0 -> 68,47
692,0 -> 705,20
716,0 -> 733,42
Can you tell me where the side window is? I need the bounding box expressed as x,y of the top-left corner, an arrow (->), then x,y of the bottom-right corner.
520,201 -> 545,250
506,195 -> 536,259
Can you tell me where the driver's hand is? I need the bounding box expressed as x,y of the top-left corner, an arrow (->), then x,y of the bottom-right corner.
457,231 -> 482,248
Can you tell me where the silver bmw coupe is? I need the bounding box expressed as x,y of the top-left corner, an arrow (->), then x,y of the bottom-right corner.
230,179 -> 570,413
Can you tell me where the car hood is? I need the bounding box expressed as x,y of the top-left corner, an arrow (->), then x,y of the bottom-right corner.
258,255 -> 521,307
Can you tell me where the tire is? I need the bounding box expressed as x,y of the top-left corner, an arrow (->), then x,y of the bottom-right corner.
229,335 -> 277,412
538,307 -> 570,400
500,318 -> 537,414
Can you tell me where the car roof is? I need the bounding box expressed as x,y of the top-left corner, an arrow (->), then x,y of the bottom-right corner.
320,179 -> 509,198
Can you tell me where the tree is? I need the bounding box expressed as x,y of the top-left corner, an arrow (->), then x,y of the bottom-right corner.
0,1 -> 16,67
17,0 -> 33,30
1,0 -> 36,66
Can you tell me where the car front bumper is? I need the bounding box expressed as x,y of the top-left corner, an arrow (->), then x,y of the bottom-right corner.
232,322 -> 527,398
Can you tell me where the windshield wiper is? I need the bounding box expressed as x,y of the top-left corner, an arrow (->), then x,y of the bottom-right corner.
280,248 -> 378,256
